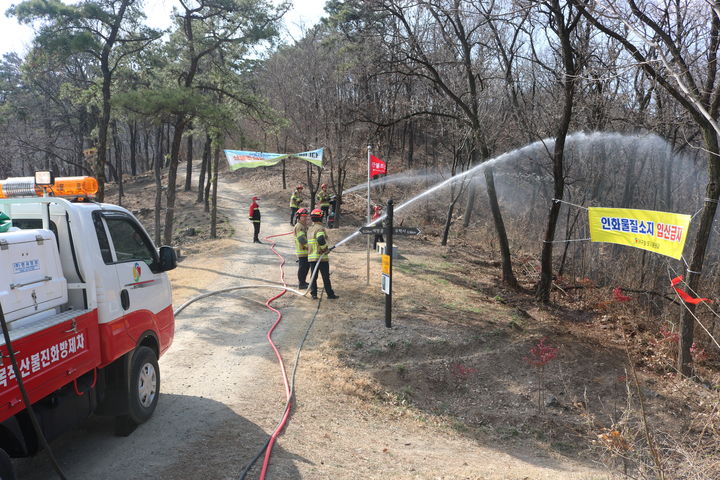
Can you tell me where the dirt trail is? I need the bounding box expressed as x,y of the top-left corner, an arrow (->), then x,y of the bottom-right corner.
14,171 -> 612,479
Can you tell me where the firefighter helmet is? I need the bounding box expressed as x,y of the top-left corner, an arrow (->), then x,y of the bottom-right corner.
296,184 -> 303,190
310,208 -> 323,221
321,183 -> 327,189
296,207 -> 308,217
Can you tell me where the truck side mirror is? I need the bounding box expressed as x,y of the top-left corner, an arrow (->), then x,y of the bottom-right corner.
158,246 -> 177,272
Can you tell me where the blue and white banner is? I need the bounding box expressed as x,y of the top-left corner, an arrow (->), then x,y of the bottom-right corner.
224,150 -> 289,170
294,148 -> 323,167
224,147 -> 323,170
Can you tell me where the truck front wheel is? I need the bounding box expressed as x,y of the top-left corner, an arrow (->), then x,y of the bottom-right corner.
128,346 -> 160,424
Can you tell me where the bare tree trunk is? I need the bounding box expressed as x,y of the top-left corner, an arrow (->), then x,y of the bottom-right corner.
143,126 -> 150,173
441,193 -> 457,246
163,116 -> 188,245
43,120 -> 53,173
406,119 -> 415,167
210,140 -> 220,238
165,123 -> 171,166
115,152 -> 124,206
96,69 -> 111,202
485,167 -> 518,288
558,202 -> 584,276
280,132 -> 288,190
197,134 -> 210,203
334,165 -> 344,227
463,181 -> 477,227
154,126 -> 163,246
184,124 -> 193,191
536,183 -> 563,302
679,129 -> 720,376
107,123 -> 119,183
204,146 -> 212,213
111,120 -> 123,203
129,120 -> 137,177
536,0 -> 578,303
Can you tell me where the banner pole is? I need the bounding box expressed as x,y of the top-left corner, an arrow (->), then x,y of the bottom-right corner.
366,145 -> 372,286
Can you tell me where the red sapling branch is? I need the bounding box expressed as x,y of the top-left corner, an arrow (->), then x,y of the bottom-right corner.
525,337 -> 559,368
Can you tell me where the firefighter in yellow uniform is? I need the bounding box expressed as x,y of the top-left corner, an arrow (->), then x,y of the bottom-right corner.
307,208 -> 338,300
317,183 -> 331,222
289,184 -> 304,225
294,208 -> 310,289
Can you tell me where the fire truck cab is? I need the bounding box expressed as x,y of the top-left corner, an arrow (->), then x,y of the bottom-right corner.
0,173 -> 176,478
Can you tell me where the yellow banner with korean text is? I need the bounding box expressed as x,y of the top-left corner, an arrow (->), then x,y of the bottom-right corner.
588,207 -> 691,260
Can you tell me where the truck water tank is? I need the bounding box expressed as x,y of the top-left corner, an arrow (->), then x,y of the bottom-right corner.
0,229 -> 68,323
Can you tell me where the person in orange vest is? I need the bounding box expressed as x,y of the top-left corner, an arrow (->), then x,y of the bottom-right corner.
249,196 -> 261,243
307,208 -> 338,300
372,204 -> 384,249
317,183 -> 331,222
294,208 -> 310,289
289,184 -> 304,225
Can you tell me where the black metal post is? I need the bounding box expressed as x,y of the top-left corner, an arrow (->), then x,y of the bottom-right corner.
385,199 -> 393,328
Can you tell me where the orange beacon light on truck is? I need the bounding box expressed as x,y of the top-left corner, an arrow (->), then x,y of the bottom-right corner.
49,176 -> 99,197
0,174 -> 99,198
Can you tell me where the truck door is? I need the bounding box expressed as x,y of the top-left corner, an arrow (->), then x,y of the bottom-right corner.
92,211 -> 173,358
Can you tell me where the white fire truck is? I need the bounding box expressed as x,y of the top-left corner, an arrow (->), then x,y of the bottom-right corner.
0,173 -> 176,478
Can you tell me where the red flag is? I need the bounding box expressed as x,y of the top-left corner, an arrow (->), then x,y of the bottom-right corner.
370,154 -> 386,176
671,276 -> 712,304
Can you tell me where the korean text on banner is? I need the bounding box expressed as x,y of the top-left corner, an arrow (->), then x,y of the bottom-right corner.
588,207 -> 691,260
294,148 -> 323,167
224,150 -> 289,170
370,154 -> 386,176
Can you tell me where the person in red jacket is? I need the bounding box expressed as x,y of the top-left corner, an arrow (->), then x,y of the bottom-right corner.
249,196 -> 261,243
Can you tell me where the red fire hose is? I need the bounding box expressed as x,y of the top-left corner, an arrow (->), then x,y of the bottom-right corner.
175,229 -> 326,479
259,231 -> 294,479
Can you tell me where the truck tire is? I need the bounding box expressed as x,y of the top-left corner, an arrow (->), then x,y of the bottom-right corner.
128,346 -> 160,425
0,448 -> 15,480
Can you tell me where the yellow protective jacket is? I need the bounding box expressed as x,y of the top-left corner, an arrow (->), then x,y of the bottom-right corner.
307,222 -> 330,262
290,191 -> 303,208
294,222 -> 308,257
317,190 -> 331,208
